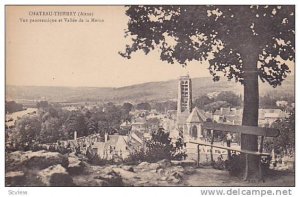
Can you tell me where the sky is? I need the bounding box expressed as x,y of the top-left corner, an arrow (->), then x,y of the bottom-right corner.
6,6 -> 294,88
6,6 -> 212,88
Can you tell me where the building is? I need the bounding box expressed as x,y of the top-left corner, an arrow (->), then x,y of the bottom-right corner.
177,75 -> 193,122
176,75 -> 193,132
185,107 -> 207,139
175,75 -> 208,140
91,134 -> 130,160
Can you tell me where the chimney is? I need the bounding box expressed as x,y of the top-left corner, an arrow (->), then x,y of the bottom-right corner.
74,131 -> 77,140
104,133 -> 108,142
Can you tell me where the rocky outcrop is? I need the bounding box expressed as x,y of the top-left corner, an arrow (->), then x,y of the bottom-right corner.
68,155 -> 86,175
6,150 -> 69,171
94,170 -> 124,186
90,160 -> 189,186
37,164 -> 74,186
6,150 -> 195,186
5,171 -> 25,186
6,150 -> 73,186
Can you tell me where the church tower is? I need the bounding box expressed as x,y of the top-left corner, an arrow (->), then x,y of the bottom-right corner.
177,75 -> 192,118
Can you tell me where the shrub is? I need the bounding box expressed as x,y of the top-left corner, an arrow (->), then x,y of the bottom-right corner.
126,128 -> 187,164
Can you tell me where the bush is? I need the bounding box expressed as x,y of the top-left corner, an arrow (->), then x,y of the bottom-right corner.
126,128 -> 187,164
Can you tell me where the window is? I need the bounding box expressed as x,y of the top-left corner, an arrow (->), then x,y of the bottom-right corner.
191,125 -> 197,138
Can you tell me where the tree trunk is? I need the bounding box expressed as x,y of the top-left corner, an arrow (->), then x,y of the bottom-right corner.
241,50 -> 259,180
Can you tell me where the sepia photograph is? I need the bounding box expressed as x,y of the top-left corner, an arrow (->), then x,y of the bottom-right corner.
5,5 -> 295,188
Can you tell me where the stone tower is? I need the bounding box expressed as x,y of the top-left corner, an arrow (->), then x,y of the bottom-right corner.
177,75 -> 192,118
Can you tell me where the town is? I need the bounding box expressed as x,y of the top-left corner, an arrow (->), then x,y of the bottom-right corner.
5,74 -> 295,186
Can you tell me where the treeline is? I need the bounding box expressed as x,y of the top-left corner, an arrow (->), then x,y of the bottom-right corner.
259,93 -> 294,109
7,101 -> 133,151
264,109 -> 295,155
5,101 -> 23,114
134,101 -> 177,113
194,91 -> 242,112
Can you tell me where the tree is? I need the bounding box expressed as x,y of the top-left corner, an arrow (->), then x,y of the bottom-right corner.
36,101 -> 49,109
12,115 -> 41,150
86,117 -> 98,134
265,108 -> 295,154
128,128 -> 186,163
121,102 -> 133,122
259,94 -> 278,108
122,102 -> 134,113
216,91 -> 242,107
64,112 -> 87,138
40,117 -> 62,143
145,117 -> 160,132
194,95 -> 213,109
136,102 -> 151,111
153,101 -> 177,113
120,5 -> 294,180
5,101 -> 23,113
204,101 -> 231,113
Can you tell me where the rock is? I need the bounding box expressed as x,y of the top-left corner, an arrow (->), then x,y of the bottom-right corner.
164,166 -> 184,177
172,178 -> 180,184
171,159 -> 196,167
137,161 -> 150,169
160,176 -> 167,181
94,170 -> 123,186
167,175 -> 180,184
121,165 -> 134,172
136,162 -> 161,172
173,166 -> 185,173
163,166 -> 185,183
6,151 -> 24,171
156,168 -> 165,175
5,171 -> 25,186
135,180 -> 149,186
184,166 -> 196,175
148,163 -> 160,170
69,152 -> 77,157
37,164 -> 74,186
113,168 -> 137,179
22,150 -> 69,170
68,156 -> 84,175
157,159 -> 172,168
72,175 -> 109,186
171,171 -> 184,180
6,150 -> 69,172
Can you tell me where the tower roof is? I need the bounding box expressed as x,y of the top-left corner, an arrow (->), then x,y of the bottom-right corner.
186,107 -> 207,123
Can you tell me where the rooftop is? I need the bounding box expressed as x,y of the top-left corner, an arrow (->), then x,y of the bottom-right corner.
186,107 -> 207,123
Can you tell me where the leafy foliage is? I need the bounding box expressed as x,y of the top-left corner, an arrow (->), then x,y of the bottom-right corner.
7,102 -> 133,151
127,128 -> 187,163
264,109 -> 295,154
5,101 -> 23,113
152,101 -> 177,113
259,93 -> 294,109
204,101 -> 231,113
216,91 -> 242,106
11,115 -> 42,150
194,91 -> 242,111
36,101 -> 49,109
120,5 -> 294,86
136,102 -> 152,111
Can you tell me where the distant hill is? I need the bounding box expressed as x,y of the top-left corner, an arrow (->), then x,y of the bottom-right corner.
6,75 -> 294,104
